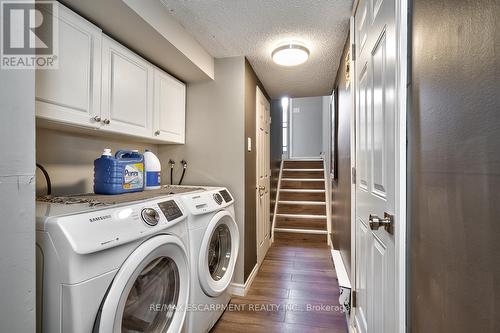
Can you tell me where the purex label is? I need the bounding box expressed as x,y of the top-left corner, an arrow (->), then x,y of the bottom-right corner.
123,163 -> 144,189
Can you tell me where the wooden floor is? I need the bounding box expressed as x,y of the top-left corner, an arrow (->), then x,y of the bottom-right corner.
211,233 -> 348,333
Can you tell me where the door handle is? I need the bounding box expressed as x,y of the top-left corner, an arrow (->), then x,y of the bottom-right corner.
258,185 -> 266,191
369,212 -> 394,234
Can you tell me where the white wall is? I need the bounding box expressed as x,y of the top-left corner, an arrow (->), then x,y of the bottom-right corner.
157,57 -> 247,284
290,96 -> 324,158
0,69 -> 36,331
322,95 -> 332,173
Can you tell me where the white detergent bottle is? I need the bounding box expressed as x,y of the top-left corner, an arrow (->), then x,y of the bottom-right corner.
144,150 -> 161,190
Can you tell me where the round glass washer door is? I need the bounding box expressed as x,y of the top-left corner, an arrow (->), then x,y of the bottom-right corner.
198,210 -> 239,297
97,235 -> 189,333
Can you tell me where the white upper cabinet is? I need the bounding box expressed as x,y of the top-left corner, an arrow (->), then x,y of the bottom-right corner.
34,6 -> 186,144
100,36 -> 154,138
35,4 -> 102,128
153,69 -> 186,144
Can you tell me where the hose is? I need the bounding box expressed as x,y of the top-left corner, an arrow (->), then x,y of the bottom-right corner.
36,163 -> 52,195
169,159 -> 175,185
178,160 -> 187,185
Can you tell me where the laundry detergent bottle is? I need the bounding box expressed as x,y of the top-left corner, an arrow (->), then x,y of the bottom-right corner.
94,149 -> 145,194
144,150 -> 161,190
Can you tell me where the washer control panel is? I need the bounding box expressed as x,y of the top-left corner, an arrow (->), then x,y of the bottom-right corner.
157,200 -> 183,221
54,197 -> 186,255
219,189 -> 233,203
181,188 -> 234,215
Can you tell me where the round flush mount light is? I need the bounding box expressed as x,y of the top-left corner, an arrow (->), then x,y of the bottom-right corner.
272,43 -> 310,67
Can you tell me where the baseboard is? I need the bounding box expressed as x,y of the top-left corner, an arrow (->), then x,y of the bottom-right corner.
331,249 -> 351,289
229,262 -> 259,297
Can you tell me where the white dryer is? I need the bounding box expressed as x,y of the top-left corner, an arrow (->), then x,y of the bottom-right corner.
36,195 -> 190,333
178,187 -> 239,333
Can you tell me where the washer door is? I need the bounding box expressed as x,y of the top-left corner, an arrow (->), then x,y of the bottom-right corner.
97,235 -> 189,333
198,210 -> 239,297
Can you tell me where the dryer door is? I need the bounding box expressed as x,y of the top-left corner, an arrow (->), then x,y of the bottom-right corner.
198,210 -> 240,297
96,235 -> 189,333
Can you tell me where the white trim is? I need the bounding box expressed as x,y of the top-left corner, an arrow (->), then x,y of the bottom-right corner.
395,0 -> 408,332
331,249 -> 351,289
270,159 -> 284,243
349,15 -> 358,332
278,200 -> 326,205
275,213 -> 326,219
279,189 -> 325,193
283,158 -> 323,162
282,168 -> 323,172
274,228 -> 327,235
287,156 -> 323,160
229,262 -> 259,297
323,158 -> 332,246
281,178 -> 325,182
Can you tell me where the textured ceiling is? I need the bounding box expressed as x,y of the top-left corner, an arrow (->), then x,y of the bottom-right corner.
160,0 -> 352,98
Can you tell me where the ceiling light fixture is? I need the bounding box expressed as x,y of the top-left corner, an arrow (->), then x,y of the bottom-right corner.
272,43 -> 310,66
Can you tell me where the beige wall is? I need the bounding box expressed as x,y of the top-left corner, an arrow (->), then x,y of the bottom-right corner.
36,128 -> 158,196
330,37 -> 352,277
157,56 -> 247,284
36,56 -> 250,285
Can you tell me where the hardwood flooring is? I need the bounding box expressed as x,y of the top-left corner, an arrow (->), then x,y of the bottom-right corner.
210,233 -> 348,333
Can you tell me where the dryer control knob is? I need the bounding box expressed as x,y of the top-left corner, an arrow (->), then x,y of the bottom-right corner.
213,193 -> 223,205
141,208 -> 160,226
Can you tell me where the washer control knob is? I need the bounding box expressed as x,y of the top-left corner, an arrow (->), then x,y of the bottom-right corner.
141,208 -> 160,226
213,193 -> 223,205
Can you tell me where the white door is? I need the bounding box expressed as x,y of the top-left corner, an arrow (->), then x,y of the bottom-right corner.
354,0 -> 397,331
35,4 -> 102,128
256,86 -> 271,264
153,69 -> 186,143
101,36 -> 153,137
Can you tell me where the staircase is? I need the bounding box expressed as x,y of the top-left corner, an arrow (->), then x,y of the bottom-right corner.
273,159 -> 328,243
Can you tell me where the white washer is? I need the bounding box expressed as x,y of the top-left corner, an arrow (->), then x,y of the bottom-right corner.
36,195 -> 190,333
178,187 -> 239,333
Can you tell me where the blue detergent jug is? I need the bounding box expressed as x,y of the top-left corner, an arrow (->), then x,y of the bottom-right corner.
94,149 -> 145,195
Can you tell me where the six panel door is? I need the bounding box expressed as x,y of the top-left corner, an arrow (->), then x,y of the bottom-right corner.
354,0 -> 397,331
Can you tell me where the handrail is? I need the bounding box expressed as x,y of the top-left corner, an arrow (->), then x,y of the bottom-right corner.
270,159 -> 284,243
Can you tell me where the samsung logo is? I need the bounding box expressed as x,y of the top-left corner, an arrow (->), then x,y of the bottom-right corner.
89,215 -> 112,223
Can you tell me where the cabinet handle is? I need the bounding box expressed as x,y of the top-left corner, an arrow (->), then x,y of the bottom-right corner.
92,116 -> 101,122
154,130 -> 160,136
103,119 -> 110,125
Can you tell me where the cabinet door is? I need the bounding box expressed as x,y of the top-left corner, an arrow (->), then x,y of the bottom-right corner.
153,69 -> 186,144
101,36 -> 153,137
35,4 -> 102,128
